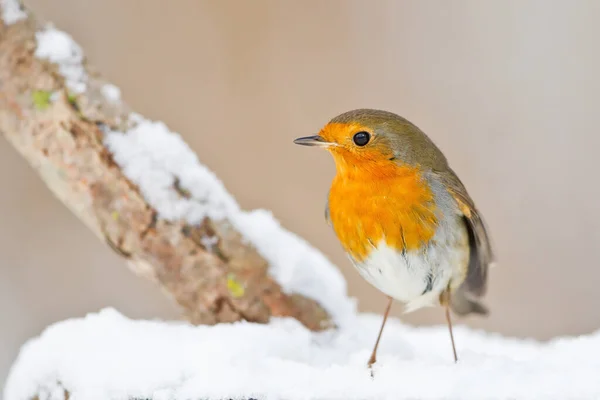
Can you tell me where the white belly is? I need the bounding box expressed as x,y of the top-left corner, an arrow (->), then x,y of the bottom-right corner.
351,221 -> 469,312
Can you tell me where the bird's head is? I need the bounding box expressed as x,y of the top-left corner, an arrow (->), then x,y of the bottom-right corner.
294,109 -> 446,175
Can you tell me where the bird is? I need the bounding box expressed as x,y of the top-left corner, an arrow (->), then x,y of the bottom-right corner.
294,108 -> 494,366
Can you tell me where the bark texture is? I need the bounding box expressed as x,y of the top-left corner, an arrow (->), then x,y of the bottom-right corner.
0,5 -> 332,330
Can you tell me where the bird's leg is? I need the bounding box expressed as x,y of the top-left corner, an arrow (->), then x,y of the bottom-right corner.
440,289 -> 458,363
368,296 -> 393,368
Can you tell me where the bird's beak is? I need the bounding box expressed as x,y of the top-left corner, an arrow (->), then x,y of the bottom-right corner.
293,135 -> 332,148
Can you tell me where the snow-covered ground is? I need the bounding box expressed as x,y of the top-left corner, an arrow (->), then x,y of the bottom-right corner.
4,308 -> 600,400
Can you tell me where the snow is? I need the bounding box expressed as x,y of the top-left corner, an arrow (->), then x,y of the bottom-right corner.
104,118 -> 239,223
234,209 -> 354,326
34,28 -> 87,93
0,0 -> 26,24
4,308 -> 600,400
101,84 -> 121,103
104,117 -> 356,327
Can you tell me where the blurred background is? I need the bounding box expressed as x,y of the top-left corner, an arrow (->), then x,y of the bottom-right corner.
2,0 -> 600,388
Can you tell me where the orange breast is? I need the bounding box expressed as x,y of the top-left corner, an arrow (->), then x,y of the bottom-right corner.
328,165 -> 438,263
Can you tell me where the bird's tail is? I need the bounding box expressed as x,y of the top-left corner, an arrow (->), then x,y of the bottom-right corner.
450,287 -> 489,316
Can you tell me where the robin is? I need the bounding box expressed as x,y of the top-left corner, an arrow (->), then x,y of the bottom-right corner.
294,109 -> 494,366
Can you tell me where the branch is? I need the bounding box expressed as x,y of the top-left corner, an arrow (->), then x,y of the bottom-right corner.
0,1 -> 353,330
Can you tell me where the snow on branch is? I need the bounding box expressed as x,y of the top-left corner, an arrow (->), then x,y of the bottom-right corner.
6,308 -> 600,400
0,1 -> 355,330
0,0 -> 25,24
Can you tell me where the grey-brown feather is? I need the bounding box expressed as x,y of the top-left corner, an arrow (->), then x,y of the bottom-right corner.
434,168 -> 494,301
428,168 -> 493,316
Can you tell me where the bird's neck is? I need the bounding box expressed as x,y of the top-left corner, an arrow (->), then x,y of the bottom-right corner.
331,153 -> 413,182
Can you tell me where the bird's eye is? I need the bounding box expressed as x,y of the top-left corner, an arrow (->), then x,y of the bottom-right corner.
352,131 -> 370,147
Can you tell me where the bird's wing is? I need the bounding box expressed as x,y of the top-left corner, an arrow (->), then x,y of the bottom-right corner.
432,168 -> 495,298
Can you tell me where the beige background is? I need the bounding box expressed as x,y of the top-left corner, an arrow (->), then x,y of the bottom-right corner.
2,0 -> 600,388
